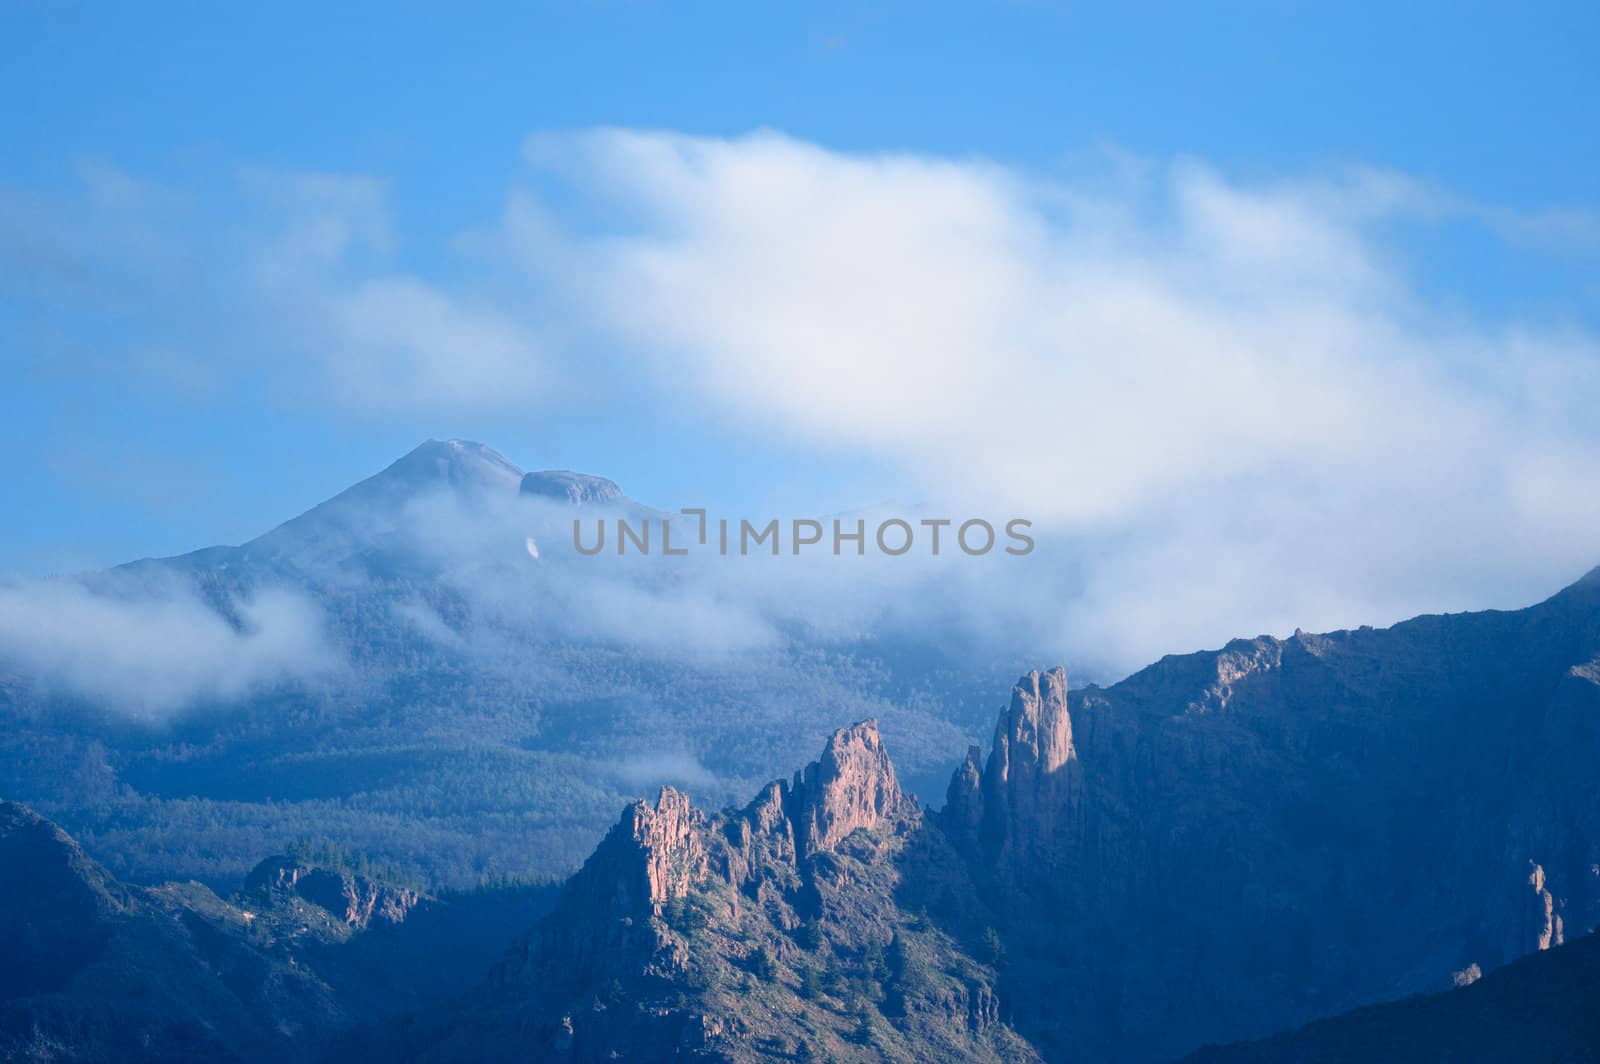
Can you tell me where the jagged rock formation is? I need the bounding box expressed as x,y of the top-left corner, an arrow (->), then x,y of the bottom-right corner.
413,721 -> 1038,1062
933,568 -> 1600,1063
1182,929 -> 1600,1063
946,667 -> 1081,876
791,718 -> 913,860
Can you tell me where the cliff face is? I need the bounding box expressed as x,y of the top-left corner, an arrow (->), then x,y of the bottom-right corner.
947,668 -> 1081,876
792,719 -> 911,860
422,721 -> 1038,1063
937,570 -> 1600,1063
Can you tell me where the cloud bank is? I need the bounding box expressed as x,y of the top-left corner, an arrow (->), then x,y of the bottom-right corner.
0,577 -> 337,719
4,130 -> 1599,676
502,131 -> 1600,666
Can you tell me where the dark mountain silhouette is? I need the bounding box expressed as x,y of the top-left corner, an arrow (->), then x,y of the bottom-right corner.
0,800 -> 553,1062
1182,928 -> 1600,1063
0,799 -> 340,1062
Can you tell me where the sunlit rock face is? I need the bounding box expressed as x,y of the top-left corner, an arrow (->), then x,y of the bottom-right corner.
944,667 -> 1082,871
415,569 -> 1600,1063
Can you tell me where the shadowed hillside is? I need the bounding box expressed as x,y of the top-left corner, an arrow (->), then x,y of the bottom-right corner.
1182,929 -> 1600,1063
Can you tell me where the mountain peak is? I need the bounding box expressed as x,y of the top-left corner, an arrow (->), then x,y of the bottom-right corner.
386,438 -> 524,492
519,469 -> 624,504
230,438 -> 525,560
943,667 -> 1081,868
308,439 -> 525,514
992,667 -> 1076,778
791,718 -> 911,858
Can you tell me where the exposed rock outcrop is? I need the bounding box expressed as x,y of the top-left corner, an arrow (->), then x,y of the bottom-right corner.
416,721 -> 1038,1063
14,562 -> 1600,1063
791,719 -> 914,860
946,668 -> 1081,871
245,856 -> 423,929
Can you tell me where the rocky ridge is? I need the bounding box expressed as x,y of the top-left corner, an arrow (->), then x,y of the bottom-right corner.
416,721 -> 1037,1062
9,565 -> 1600,1061
927,571 -> 1600,1062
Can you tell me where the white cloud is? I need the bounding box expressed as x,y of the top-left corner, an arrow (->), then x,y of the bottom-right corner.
494,129 -> 1600,667
8,132 -> 1600,676
232,168 -> 547,412
323,275 -> 543,408
610,750 -> 718,793
0,577 -> 338,720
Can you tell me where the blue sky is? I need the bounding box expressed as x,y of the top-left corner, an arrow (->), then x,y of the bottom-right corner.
3,1 -> 1599,655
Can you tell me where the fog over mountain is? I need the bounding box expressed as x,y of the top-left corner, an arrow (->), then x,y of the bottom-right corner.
13,130 -> 1600,679
0,439 -> 1065,888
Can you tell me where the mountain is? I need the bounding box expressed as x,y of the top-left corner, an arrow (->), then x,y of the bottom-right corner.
379,552 -> 1600,1060
1,729 -> 1037,1064
114,439 -> 526,580
0,799 -> 552,1062
926,569 -> 1600,1061
1182,929 -> 1600,1063
0,799 -> 340,1062
391,557 -> 1600,1061
393,720 -> 1038,1063
7,554 -> 1600,1063
7,438 -> 1600,1059
0,439 -> 1018,891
